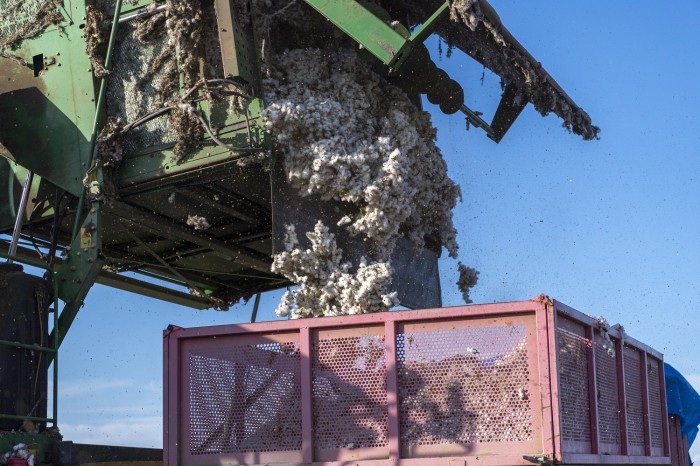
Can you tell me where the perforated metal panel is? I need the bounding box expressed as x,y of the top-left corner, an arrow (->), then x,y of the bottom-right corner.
166,300 -> 669,466
312,331 -> 388,451
396,323 -> 532,448
647,357 -> 664,450
595,334 -> 621,452
187,340 -> 302,454
624,346 -> 645,452
558,323 -> 592,444
106,22 -> 177,152
0,0 -> 54,43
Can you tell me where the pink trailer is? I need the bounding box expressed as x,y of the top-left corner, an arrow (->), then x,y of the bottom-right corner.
163,296 -> 670,466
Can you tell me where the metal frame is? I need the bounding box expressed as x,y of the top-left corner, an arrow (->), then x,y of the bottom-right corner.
550,300 -> 671,465
163,297 -> 672,466
0,252 -> 59,428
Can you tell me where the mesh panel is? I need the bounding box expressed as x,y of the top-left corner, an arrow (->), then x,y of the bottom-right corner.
397,324 -> 532,448
558,327 -> 592,443
188,342 -> 301,454
106,23 -> 177,153
104,1 -> 231,156
312,334 -> 388,450
624,346 -> 645,448
595,334 -> 620,450
0,0 -> 54,44
647,358 -> 664,449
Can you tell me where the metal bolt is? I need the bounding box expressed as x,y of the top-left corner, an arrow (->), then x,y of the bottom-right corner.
87,68 -> 92,72
56,52 -> 60,56
76,252 -> 81,257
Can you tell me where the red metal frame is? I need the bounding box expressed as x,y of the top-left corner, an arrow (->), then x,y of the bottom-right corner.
164,297 -> 671,466
615,337 -> 629,455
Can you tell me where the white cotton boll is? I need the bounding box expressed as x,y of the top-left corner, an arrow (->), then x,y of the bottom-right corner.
263,48 -> 465,317
186,214 -> 210,231
275,290 -> 294,317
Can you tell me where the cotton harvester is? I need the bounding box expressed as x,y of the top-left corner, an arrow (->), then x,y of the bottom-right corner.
0,0 -> 659,464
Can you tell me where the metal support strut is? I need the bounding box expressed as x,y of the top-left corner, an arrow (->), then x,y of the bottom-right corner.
7,171 -> 34,263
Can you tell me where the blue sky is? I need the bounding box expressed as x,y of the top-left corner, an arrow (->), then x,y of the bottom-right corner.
45,0 -> 700,461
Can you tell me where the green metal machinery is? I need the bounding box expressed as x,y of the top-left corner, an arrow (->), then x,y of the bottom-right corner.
0,0 -> 597,457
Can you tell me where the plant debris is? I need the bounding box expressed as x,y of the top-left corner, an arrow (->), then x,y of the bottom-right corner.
456,262 -> 479,304
445,0 -> 599,140
84,4 -> 112,78
0,0 -> 63,50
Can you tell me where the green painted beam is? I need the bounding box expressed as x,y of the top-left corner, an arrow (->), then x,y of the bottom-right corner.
303,0 -> 407,66
0,0 -> 97,197
97,270 -> 211,309
408,2 -> 449,45
51,207 -> 104,351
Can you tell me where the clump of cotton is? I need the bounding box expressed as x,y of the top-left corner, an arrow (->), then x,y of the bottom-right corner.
272,222 -> 399,319
186,214 -> 210,231
263,48 -> 464,317
263,48 -> 460,259
456,262 -> 479,304
595,316 -> 615,357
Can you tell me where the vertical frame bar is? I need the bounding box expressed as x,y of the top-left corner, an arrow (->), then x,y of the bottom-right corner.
52,275 -> 59,426
658,359 -> 670,456
163,327 -> 181,466
615,338 -> 629,455
163,330 -> 170,466
384,320 -> 400,461
300,327 -> 314,463
641,351 -> 652,456
537,299 -> 558,460
585,325 -> 600,454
